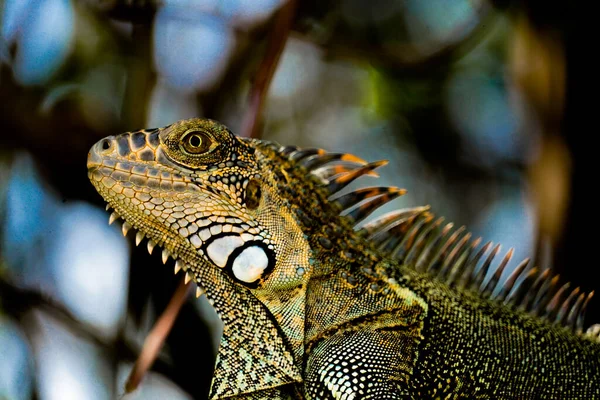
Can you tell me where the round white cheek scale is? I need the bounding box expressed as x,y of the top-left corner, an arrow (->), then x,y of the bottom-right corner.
206,235 -> 244,268
232,245 -> 269,283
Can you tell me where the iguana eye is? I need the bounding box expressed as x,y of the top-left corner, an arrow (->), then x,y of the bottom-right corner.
181,130 -> 213,154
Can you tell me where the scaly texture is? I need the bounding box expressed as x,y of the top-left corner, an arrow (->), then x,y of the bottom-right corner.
87,118 -> 600,399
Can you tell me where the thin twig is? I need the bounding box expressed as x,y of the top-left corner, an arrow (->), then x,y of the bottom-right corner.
241,0 -> 297,138
125,277 -> 190,393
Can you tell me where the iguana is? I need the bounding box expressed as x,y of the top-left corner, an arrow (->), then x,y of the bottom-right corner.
87,118 -> 600,399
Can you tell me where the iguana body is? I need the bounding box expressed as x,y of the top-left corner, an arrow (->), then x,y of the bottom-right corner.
87,118 -> 600,399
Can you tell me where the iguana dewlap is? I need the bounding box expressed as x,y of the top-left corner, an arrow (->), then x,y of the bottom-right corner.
87,118 -> 600,399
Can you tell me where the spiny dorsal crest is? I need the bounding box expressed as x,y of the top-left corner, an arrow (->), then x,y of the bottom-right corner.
279,144 -> 599,340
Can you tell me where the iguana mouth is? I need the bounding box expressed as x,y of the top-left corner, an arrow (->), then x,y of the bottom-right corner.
87,130 -> 210,298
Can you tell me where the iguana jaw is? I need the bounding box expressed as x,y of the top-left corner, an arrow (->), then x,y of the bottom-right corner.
87,136 -> 212,292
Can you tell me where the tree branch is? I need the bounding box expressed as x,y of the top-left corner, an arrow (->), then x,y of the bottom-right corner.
125,277 -> 190,393
240,0 -> 298,138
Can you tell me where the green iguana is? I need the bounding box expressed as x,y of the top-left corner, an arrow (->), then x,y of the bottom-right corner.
87,118 -> 600,399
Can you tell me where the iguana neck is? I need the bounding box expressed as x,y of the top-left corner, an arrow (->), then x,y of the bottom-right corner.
253,142 -> 425,348
249,141 -> 380,363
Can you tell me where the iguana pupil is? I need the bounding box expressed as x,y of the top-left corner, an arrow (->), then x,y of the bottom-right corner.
181,130 -> 212,154
189,134 -> 201,147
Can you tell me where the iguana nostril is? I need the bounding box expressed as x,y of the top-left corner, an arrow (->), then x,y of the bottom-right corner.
101,139 -> 111,151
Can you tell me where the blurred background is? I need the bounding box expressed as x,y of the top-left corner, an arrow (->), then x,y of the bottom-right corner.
0,0 -> 592,399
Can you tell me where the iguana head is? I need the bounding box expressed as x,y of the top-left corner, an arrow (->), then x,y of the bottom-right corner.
88,118 -> 310,290
88,118 -> 317,397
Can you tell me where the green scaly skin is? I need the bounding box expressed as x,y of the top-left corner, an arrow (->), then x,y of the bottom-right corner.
87,118 -> 600,399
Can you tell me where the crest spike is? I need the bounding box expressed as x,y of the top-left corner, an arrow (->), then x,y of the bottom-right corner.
556,287 -> 581,324
522,269 -> 552,311
405,217 -> 444,267
446,237 -> 482,287
311,164 -> 379,181
376,212 -> 426,253
566,292 -> 586,329
460,241 -> 492,288
389,214 -> 432,260
279,145 -> 298,156
426,226 -> 466,274
289,148 -> 325,162
531,275 -> 561,316
196,286 -> 205,298
414,222 -> 453,272
437,232 -> 472,280
162,249 -> 170,264
472,243 -> 501,290
366,207 -> 431,243
496,257 -> 530,301
343,188 -> 406,224
576,291 -> 594,334
544,282 -> 571,320
333,186 -> 405,211
325,160 -> 388,194
301,152 -> 367,171
585,325 -> 600,342
185,272 -> 192,284
483,248 -> 514,296
504,266 -> 538,305
283,140 -> 600,335
444,236 -> 480,286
